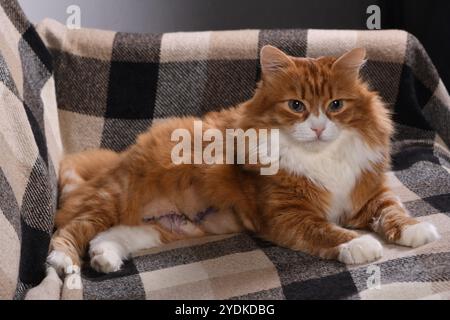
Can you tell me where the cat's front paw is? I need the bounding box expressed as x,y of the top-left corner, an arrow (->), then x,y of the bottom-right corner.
89,241 -> 123,274
338,235 -> 383,264
396,222 -> 440,248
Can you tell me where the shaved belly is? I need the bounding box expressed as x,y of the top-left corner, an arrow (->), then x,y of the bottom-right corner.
139,190 -> 244,237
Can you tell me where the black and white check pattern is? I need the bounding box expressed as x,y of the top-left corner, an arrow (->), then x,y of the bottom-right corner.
0,0 -> 59,299
1,0 -> 449,299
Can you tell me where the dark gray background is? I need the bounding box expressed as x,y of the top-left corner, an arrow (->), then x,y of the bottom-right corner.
19,0 -> 374,33
18,0 -> 450,88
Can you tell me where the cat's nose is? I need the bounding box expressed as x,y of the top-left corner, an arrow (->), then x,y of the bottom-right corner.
311,126 -> 325,138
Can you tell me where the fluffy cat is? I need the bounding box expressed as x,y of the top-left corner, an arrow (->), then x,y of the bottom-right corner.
48,46 -> 440,275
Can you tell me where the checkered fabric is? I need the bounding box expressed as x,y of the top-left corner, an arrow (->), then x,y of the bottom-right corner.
1,0 -> 449,299
0,0 -> 61,300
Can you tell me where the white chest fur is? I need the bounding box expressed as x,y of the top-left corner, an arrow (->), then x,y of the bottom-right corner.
278,129 -> 384,224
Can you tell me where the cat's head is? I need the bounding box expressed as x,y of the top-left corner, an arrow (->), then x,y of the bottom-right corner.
245,45 -> 393,151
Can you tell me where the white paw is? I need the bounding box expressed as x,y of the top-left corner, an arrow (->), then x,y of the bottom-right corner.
47,250 -> 78,276
89,241 -> 123,274
338,235 -> 383,264
396,222 -> 440,248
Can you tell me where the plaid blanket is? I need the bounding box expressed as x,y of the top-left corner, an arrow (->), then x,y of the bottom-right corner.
1,0 -> 449,300
0,0 -> 60,299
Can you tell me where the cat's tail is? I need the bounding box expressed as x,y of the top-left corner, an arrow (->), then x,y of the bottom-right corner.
59,149 -> 121,202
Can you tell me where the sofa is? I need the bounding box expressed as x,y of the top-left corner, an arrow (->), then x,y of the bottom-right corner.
0,0 -> 449,300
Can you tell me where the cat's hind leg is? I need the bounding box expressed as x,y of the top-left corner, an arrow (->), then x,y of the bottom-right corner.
48,172 -> 124,276
88,225 -> 164,273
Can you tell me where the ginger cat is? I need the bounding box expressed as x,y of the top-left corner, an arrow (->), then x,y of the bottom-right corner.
48,46 -> 440,275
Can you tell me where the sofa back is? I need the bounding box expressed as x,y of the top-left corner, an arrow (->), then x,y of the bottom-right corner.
36,20 -> 450,156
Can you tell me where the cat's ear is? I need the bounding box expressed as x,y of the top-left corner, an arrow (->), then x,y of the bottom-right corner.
332,48 -> 366,80
260,45 -> 294,76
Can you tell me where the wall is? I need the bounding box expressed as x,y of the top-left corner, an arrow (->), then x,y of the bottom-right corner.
18,0 -> 373,33
18,0 -> 449,88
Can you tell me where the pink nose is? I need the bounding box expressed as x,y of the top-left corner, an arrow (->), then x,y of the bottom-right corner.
311,126 -> 325,138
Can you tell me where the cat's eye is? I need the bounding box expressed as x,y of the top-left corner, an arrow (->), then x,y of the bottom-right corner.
328,100 -> 344,112
288,100 -> 305,112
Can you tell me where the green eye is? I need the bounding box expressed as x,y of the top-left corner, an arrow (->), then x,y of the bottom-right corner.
328,100 -> 344,112
288,100 -> 305,112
